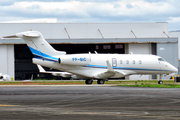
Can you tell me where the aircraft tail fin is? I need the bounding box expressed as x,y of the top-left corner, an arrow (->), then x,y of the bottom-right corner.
4,31 -> 66,62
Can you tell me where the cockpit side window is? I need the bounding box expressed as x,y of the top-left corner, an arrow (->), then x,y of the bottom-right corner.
158,58 -> 165,61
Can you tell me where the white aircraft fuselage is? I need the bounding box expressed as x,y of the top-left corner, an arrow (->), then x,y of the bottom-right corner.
3,31 -> 178,83
33,54 -> 177,79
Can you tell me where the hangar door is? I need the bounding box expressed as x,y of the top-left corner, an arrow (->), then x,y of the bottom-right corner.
52,44 -> 125,54
157,43 -> 178,79
14,44 -> 125,80
128,43 -> 152,80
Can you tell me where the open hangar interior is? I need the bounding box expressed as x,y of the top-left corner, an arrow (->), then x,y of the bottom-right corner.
0,22 -> 178,80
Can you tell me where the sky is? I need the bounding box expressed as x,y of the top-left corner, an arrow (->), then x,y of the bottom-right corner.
0,0 -> 180,31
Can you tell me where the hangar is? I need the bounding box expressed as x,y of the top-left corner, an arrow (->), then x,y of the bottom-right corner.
0,22 -> 178,80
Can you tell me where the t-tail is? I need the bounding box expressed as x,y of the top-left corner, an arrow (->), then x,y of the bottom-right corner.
3,31 -> 66,62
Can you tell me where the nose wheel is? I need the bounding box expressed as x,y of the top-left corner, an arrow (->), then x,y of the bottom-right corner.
158,74 -> 163,84
158,80 -> 163,84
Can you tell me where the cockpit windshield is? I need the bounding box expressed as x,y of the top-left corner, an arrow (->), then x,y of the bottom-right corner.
158,58 -> 165,61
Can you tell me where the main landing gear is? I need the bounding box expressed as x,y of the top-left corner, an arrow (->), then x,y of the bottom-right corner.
97,79 -> 105,84
85,79 -> 93,85
85,79 -> 105,85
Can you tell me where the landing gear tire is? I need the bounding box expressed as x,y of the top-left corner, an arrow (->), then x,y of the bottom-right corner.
97,79 -> 104,84
158,80 -> 163,84
85,79 -> 93,85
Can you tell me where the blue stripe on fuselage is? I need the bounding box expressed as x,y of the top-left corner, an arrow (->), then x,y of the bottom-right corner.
85,64 -> 169,72
28,46 -> 58,62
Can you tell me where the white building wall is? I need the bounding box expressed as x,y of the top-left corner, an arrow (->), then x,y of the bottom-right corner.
0,45 -> 14,80
0,22 -> 168,39
169,31 -> 180,59
128,43 -> 152,80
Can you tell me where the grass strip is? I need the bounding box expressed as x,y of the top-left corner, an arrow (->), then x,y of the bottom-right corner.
0,80 -> 86,85
118,84 -> 180,88
0,80 -> 180,88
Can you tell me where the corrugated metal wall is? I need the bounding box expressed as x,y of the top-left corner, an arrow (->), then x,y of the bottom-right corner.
0,22 -> 168,39
0,45 -> 14,80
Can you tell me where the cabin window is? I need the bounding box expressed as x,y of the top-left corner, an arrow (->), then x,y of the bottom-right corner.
126,60 -> 129,64
139,60 -> 142,64
158,58 -> 165,61
133,60 -> 135,64
120,60 -> 123,64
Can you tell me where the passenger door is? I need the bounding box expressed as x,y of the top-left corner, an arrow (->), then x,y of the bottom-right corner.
112,58 -> 117,67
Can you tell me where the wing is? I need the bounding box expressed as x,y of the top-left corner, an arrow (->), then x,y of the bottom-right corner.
94,61 -> 136,79
93,60 -> 116,79
109,70 -> 136,78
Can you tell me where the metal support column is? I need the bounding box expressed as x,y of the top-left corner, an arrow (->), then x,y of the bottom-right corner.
98,29 -> 104,39
64,28 -> 70,39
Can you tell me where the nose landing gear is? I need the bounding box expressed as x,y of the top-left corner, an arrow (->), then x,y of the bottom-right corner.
158,74 -> 163,84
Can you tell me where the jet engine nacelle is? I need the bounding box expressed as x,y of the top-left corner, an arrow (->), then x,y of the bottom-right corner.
58,55 -> 91,66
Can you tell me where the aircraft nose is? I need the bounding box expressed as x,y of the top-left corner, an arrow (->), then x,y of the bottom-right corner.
172,66 -> 178,73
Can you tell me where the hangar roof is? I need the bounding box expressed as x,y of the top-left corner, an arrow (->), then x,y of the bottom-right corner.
0,22 -> 177,44
0,38 -> 177,45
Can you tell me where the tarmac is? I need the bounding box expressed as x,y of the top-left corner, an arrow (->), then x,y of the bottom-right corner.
0,85 -> 180,120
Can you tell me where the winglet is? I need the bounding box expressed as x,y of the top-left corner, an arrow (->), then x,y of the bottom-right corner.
93,60 -> 115,79
106,60 -> 114,72
37,65 -> 46,73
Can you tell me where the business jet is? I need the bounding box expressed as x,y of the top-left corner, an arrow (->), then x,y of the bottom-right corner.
37,64 -> 74,80
3,31 -> 178,84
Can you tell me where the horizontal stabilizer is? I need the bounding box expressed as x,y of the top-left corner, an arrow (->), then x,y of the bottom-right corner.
3,35 -> 18,38
3,32 -> 40,38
